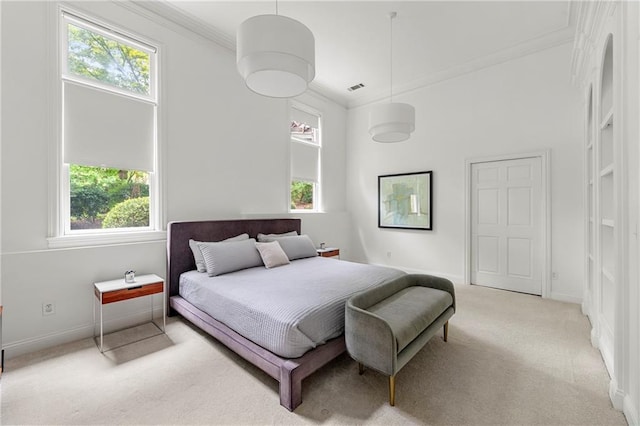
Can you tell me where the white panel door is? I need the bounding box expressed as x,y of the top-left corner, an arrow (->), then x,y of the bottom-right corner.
471,157 -> 543,295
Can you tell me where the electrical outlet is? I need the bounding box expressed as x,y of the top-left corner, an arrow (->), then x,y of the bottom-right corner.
387,251 -> 392,258
42,302 -> 56,316
552,272 -> 559,280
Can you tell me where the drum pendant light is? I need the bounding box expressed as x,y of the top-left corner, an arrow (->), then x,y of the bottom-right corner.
237,2 -> 315,98
369,12 -> 415,143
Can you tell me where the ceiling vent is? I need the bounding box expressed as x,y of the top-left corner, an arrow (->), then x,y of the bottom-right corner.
347,83 -> 365,92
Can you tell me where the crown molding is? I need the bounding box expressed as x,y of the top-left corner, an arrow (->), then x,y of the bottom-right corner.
127,0 -> 578,110
126,0 -> 235,51
571,1 -> 617,88
348,25 -> 576,109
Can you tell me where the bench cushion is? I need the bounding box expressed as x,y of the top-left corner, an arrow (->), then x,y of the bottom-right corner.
368,286 -> 453,352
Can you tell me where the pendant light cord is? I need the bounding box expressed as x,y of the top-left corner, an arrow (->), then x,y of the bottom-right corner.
389,12 -> 396,103
275,0 -> 278,15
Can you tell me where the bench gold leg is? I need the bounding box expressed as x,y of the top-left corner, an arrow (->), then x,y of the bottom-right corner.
389,375 -> 396,406
444,321 -> 449,342
358,362 -> 365,375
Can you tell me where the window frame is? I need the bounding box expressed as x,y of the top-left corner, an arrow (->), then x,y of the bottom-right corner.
48,6 -> 164,248
289,103 -> 322,213
61,11 -> 157,102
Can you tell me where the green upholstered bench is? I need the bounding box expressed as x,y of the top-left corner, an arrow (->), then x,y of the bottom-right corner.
345,274 -> 456,406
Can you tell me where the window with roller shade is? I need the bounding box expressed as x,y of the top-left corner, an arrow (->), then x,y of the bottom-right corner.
60,11 -> 158,234
290,106 -> 321,211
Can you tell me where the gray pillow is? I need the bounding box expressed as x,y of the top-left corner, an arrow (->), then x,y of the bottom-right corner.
197,238 -> 263,277
257,230 -> 298,242
273,235 -> 318,260
255,241 -> 290,269
190,233 -> 250,272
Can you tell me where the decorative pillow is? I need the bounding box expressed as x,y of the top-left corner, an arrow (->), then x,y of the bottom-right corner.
197,238 -> 263,277
257,230 -> 298,242
190,233 -> 250,272
255,241 -> 290,269
273,235 -> 318,260
189,240 -> 208,272
189,233 -> 251,273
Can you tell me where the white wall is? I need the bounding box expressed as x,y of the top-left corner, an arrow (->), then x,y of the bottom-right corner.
0,0 -> 3,308
346,43 -> 584,302
621,2 -> 639,423
0,1 -> 349,357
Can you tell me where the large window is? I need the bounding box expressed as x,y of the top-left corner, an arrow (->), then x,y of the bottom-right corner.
57,10 -> 159,239
290,106 -> 321,211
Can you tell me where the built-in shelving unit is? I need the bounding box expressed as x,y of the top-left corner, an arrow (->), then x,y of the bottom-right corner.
586,87 -> 595,317
576,3 -> 632,413
597,35 -> 616,367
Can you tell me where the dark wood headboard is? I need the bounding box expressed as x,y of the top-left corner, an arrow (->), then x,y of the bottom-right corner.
166,218 -> 301,300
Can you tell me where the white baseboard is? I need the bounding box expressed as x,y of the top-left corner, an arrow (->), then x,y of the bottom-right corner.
3,306 -> 163,359
402,269 -> 465,284
590,326 -> 599,349
624,394 -> 639,426
581,292 -> 590,316
609,378 -> 625,410
3,323 -> 95,359
371,263 -> 464,284
600,337 -> 615,378
550,291 -> 582,304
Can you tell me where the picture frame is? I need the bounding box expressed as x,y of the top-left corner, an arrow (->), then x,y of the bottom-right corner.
378,171 -> 433,230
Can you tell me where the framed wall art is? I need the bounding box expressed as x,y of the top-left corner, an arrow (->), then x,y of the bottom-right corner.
378,170 -> 432,230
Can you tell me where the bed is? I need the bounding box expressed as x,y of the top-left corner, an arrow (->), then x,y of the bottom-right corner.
166,218 -> 404,411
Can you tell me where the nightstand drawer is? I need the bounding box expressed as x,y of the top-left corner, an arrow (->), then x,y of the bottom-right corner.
317,248 -> 340,258
99,281 -> 163,304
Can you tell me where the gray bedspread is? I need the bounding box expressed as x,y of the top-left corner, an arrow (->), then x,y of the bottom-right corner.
179,257 -> 405,358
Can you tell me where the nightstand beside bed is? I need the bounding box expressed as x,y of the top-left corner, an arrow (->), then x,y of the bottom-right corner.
93,274 -> 165,352
317,248 -> 340,259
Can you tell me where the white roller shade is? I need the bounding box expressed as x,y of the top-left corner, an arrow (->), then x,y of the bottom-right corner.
63,82 -> 155,171
291,142 -> 319,183
291,107 -> 318,129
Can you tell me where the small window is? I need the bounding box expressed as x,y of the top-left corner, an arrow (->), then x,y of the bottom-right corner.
290,106 -> 321,211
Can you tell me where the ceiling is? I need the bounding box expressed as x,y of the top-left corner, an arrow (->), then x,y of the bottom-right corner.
141,1 -> 576,108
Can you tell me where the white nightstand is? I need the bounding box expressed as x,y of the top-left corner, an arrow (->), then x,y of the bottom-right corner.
317,247 -> 340,259
93,274 -> 165,353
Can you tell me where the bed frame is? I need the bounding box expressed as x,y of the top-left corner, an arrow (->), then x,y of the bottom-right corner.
166,218 -> 347,411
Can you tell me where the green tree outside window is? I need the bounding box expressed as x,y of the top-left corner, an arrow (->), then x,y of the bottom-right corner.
67,23 -> 150,95
291,181 -> 314,210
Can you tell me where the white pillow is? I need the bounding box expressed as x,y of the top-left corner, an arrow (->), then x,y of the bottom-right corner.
197,238 -> 263,277
189,233 -> 250,272
255,241 -> 290,269
273,235 -> 318,260
257,230 -> 298,242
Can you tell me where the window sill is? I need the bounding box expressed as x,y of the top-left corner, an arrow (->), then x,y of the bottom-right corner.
47,230 -> 166,249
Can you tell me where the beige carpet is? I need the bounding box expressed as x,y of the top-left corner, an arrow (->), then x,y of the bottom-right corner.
0,284 -> 628,425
